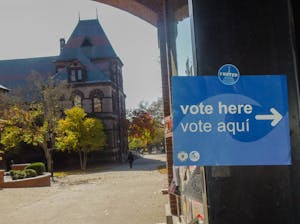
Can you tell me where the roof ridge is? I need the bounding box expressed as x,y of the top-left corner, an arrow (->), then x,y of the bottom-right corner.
0,56 -> 57,63
78,18 -> 99,22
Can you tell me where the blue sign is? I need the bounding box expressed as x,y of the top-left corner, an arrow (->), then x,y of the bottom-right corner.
172,75 -> 291,166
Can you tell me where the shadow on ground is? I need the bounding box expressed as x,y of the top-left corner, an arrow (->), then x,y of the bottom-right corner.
81,153 -> 166,174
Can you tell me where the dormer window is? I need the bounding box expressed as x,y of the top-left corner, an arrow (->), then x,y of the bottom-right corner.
69,67 -> 85,82
71,70 -> 76,81
78,69 -> 82,80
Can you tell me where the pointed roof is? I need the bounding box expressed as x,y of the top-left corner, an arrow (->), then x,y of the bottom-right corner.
57,19 -> 119,61
0,19 -> 121,87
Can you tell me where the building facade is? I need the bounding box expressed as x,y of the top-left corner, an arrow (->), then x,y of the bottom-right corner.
0,19 -> 127,162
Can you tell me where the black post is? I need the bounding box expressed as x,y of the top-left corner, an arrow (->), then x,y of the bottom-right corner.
191,0 -> 300,223
50,150 -> 54,182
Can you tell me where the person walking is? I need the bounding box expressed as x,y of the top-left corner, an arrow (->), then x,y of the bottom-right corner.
127,151 -> 134,169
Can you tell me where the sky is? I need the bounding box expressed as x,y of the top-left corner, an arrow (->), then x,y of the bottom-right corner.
0,0 -> 162,109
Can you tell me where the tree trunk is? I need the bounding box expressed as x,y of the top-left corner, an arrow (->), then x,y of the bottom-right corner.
41,143 -> 52,172
146,143 -> 152,154
78,151 -> 83,170
82,151 -> 88,171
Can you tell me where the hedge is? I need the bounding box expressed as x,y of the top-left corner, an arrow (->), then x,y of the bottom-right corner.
24,169 -> 38,178
25,162 -> 46,175
10,170 -> 26,180
9,169 -> 38,180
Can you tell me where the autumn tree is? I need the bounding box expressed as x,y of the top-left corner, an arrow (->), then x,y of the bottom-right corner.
55,107 -> 106,170
137,97 -> 164,123
0,73 -> 68,171
0,116 -> 7,163
1,104 -> 49,165
127,110 -> 161,152
127,98 -> 165,152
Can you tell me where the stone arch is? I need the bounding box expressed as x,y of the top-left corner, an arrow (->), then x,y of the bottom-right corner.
94,0 -> 162,26
70,90 -> 84,107
89,89 -> 104,98
71,89 -> 84,99
89,89 -> 105,112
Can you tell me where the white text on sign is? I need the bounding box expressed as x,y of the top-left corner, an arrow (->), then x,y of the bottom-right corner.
179,101 -> 252,135
180,102 -> 253,115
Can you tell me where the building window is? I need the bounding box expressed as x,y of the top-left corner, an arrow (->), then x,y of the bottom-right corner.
71,70 -> 76,81
69,68 -> 84,82
93,97 -> 102,112
78,70 -> 82,81
73,95 -> 82,107
89,89 -> 104,113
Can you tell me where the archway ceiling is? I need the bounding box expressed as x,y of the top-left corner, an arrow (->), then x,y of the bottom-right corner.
93,0 -> 162,26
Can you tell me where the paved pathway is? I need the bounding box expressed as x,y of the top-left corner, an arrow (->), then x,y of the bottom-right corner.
0,154 -> 168,224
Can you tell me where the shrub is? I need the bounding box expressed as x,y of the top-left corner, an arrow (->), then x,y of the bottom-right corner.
24,169 -> 37,178
10,170 -> 26,180
25,162 -> 46,175
9,170 -> 15,178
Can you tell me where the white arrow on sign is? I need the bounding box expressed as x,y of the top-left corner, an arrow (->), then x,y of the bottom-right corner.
255,108 -> 283,127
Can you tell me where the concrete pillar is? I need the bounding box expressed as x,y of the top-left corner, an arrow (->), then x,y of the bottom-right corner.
157,4 -> 178,216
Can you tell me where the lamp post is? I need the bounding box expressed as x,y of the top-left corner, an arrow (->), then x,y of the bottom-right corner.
49,148 -> 54,182
47,131 -> 54,182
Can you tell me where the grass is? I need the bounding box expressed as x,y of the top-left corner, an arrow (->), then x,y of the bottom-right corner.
53,163 -> 113,177
157,164 -> 167,174
53,171 -> 82,178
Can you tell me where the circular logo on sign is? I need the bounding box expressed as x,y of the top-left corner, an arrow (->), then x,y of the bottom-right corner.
218,64 -> 240,85
178,151 -> 188,162
189,151 -> 200,162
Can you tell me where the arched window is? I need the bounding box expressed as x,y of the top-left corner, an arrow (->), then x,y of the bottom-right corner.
89,89 -> 104,113
93,97 -> 102,112
73,95 -> 82,107
71,90 -> 84,108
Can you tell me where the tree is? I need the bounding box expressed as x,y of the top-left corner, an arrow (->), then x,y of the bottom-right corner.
1,104 -> 48,165
127,98 -> 165,152
138,97 -> 164,123
55,107 -> 106,170
0,116 -> 9,164
128,109 -> 161,152
0,73 -> 68,172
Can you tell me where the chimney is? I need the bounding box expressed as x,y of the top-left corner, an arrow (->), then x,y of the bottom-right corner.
60,38 -> 65,53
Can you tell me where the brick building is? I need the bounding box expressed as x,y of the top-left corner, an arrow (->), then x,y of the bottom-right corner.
0,19 -> 127,162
